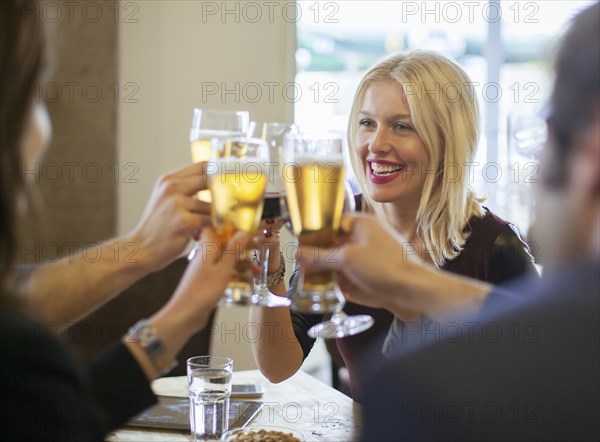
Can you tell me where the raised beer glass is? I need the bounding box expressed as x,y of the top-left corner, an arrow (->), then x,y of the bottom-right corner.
283,133 -> 373,336
189,108 -> 250,203
188,109 -> 250,261
207,136 -> 269,305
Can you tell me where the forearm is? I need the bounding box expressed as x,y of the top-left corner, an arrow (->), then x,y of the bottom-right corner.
125,301 -> 211,381
387,262 -> 493,322
26,232 -> 153,328
249,306 -> 304,383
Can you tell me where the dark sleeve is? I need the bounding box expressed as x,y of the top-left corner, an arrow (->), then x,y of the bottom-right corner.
0,312 -> 156,441
87,341 -> 158,434
363,268 -> 600,442
489,224 -> 539,284
287,265 -> 323,361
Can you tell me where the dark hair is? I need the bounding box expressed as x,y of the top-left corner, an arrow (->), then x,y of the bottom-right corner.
0,0 -> 47,302
546,2 -> 600,187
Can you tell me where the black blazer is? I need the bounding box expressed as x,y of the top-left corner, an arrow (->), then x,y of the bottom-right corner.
0,310 -> 156,441
362,262 -> 600,441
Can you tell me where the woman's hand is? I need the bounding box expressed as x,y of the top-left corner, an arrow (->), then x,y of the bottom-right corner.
172,227 -> 253,327
150,227 -> 253,340
253,217 -> 286,274
127,227 -> 253,380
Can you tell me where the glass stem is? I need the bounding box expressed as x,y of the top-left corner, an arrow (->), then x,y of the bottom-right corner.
258,245 -> 270,294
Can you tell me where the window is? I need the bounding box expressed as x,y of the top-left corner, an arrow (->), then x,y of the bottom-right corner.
294,0 -> 595,234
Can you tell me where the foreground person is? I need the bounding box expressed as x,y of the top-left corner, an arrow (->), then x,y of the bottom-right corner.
0,1 -> 248,439
298,3 -> 600,440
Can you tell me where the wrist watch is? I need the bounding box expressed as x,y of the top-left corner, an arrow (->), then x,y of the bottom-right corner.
126,319 -> 178,375
266,251 -> 286,287
252,251 -> 286,287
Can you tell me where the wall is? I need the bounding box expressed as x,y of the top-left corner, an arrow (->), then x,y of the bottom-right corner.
118,1 -> 297,370
22,1 -> 117,258
118,0 -> 296,234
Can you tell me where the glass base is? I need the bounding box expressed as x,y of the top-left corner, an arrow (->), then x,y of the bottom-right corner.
289,288 -> 340,314
252,288 -> 291,307
307,314 -> 374,339
220,283 -> 254,306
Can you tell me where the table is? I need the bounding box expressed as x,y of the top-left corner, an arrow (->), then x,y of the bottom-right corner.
106,369 -> 361,441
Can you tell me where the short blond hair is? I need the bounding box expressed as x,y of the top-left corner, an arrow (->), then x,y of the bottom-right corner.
348,50 -> 484,267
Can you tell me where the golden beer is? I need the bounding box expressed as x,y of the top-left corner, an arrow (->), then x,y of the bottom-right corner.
209,166 -> 267,243
284,155 -> 345,303
190,131 -> 237,202
208,158 -> 267,303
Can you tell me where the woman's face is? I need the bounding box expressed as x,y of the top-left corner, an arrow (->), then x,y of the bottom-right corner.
21,102 -> 51,175
355,80 -> 429,207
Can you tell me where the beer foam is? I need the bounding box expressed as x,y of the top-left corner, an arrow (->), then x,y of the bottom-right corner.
206,157 -> 268,175
287,154 -> 344,166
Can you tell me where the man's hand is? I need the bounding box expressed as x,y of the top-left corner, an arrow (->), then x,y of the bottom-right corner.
297,214 -> 492,320
297,214 -> 411,311
131,162 -> 212,272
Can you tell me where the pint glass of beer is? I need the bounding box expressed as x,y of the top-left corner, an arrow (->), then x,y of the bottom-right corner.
207,136 -> 269,305
282,133 -> 346,313
190,109 -> 250,203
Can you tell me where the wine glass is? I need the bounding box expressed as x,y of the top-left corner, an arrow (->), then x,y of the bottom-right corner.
188,108 -> 250,260
283,132 -> 374,336
207,136 -> 269,305
307,181 -> 374,339
251,122 -> 298,307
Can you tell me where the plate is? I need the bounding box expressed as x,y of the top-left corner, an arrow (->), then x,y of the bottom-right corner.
221,424 -> 306,442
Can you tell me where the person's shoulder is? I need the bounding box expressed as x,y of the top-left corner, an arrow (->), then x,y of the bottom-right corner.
467,208 -> 538,282
465,207 -> 511,242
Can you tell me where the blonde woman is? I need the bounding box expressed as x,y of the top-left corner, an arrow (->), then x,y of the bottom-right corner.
250,51 -> 537,401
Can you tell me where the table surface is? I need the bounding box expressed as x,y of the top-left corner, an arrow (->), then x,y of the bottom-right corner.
106,369 -> 361,441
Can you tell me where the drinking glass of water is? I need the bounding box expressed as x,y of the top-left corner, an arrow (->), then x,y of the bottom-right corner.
187,356 -> 233,440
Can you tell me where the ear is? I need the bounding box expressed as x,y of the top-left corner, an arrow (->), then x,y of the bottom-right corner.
572,114 -> 600,199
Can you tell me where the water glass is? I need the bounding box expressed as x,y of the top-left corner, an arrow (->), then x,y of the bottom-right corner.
187,356 -> 233,441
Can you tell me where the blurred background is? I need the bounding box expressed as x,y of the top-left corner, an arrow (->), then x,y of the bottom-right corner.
30,0 -> 595,384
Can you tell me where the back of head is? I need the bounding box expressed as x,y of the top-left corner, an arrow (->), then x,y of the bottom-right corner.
0,0 -> 46,308
546,2 -> 600,186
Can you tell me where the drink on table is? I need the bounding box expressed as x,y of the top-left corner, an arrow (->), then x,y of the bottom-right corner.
187,356 -> 233,440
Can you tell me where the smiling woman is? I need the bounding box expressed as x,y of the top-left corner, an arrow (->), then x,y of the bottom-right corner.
348,51 -> 484,266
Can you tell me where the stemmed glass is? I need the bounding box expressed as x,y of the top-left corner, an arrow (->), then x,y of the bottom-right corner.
251,122 -> 298,307
207,136 -> 269,305
283,133 -> 374,337
307,181 -> 374,339
188,108 -> 250,260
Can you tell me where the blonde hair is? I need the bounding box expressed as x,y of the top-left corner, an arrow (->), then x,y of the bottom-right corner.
348,50 -> 484,267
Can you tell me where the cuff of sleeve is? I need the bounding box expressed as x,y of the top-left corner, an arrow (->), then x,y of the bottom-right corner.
88,341 -> 158,431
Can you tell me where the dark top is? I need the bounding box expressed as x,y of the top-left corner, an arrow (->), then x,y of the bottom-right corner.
0,309 -> 157,440
362,261 -> 600,441
289,207 -> 538,401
